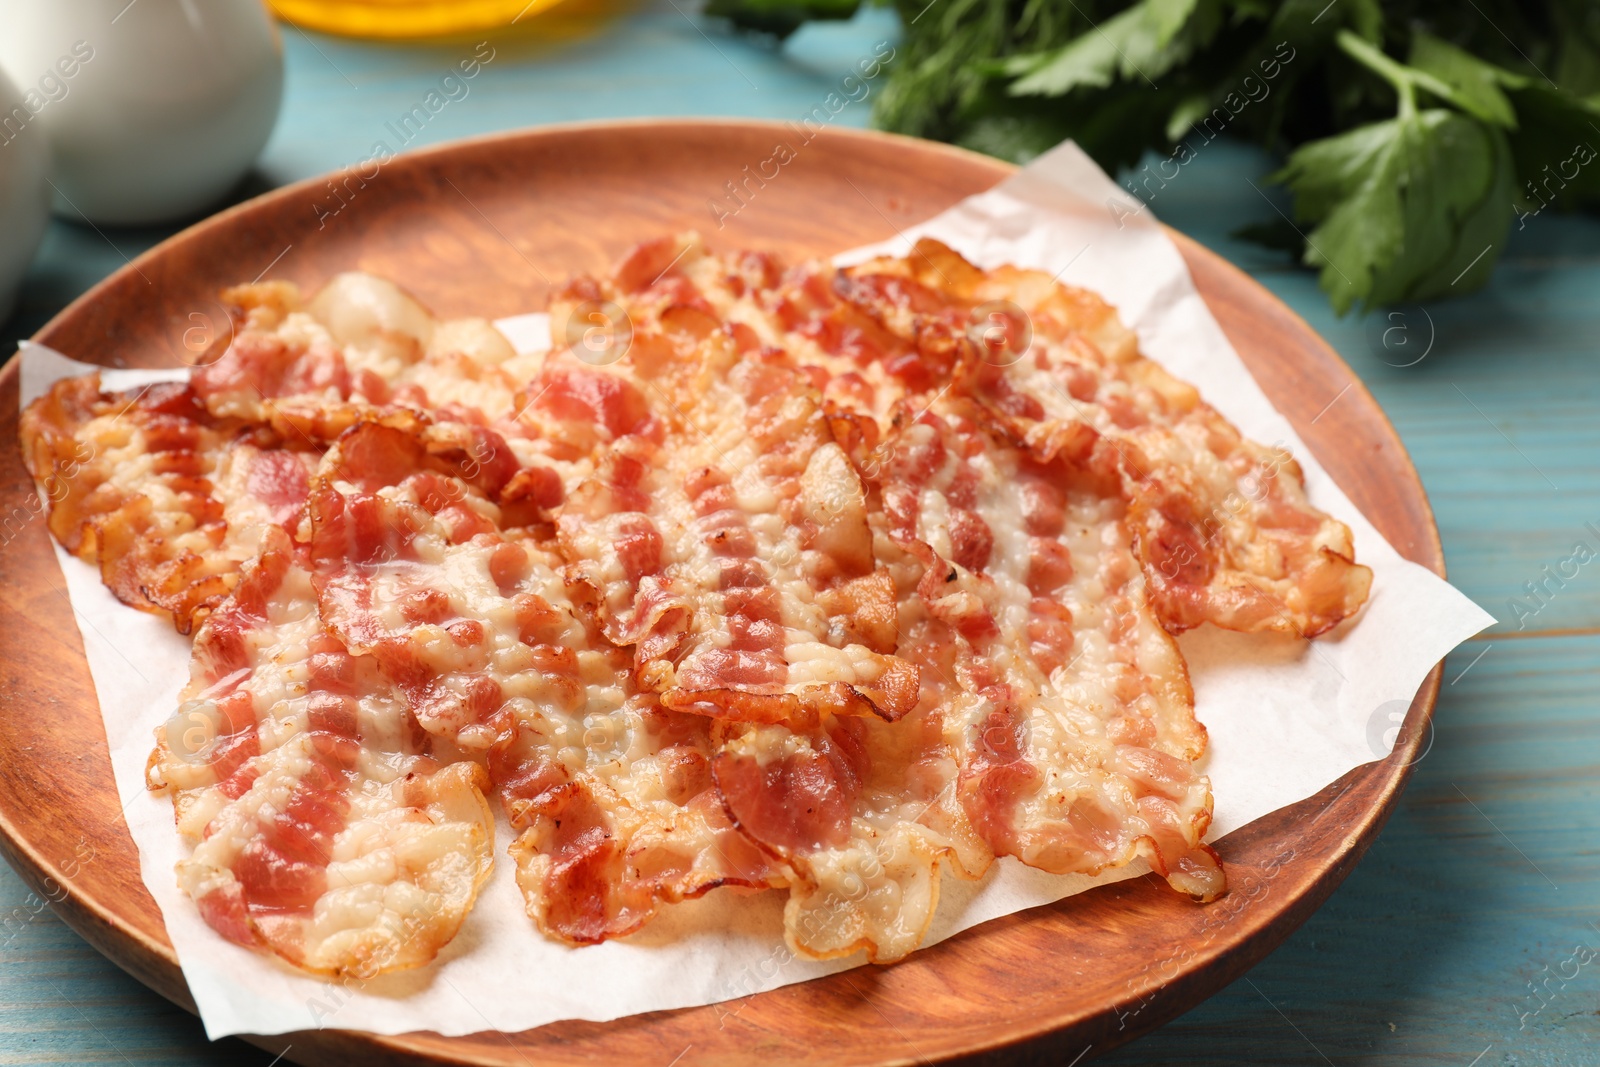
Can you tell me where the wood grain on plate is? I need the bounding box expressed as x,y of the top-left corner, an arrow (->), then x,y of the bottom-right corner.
0,120 -> 1442,1066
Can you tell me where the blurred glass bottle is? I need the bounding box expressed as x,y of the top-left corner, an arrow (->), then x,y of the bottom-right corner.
268,0 -> 565,37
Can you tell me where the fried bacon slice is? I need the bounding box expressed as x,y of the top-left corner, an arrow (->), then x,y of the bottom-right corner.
30,230 -> 1371,977
20,374 -> 316,632
541,346 -> 919,726
817,239 -> 1373,637
145,529 -> 497,976
495,698 -> 786,945
194,273 -> 530,430
875,403 -> 1223,900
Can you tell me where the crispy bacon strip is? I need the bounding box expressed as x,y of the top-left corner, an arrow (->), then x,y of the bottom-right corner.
196,274 -> 527,428
20,374 -> 317,632
824,239 -> 1372,637
495,698 -> 784,945
145,529 -> 497,976
539,334 -> 920,728
710,707 -> 977,962
876,405 -> 1223,900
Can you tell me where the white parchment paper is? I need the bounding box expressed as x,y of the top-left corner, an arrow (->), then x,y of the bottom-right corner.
18,141 -> 1492,1040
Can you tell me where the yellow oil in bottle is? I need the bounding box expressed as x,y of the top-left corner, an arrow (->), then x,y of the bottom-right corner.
268,0 -> 566,38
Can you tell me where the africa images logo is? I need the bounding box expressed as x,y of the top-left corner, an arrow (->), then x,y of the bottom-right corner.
1365,698 -> 1433,766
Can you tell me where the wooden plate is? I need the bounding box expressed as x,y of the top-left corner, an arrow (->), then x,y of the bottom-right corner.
0,120 -> 1443,1066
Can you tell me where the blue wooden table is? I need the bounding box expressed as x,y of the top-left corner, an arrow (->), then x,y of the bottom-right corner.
4,3 -> 1598,1064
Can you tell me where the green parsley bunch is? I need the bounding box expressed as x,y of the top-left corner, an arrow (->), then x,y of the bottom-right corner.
710,0 -> 1600,313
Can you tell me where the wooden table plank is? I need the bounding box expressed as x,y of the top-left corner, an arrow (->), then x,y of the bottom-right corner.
0,873 -> 271,1064
1,8 -> 1596,1065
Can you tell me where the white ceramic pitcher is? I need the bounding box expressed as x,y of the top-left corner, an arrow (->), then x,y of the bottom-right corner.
0,0 -> 284,225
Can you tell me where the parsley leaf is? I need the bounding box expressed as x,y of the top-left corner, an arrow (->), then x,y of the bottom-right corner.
1003,0 -> 1213,97
1408,32 -> 1525,128
1274,109 -> 1513,313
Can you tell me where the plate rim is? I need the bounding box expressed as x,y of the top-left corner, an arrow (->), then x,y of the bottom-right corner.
1,118 -> 1446,1065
